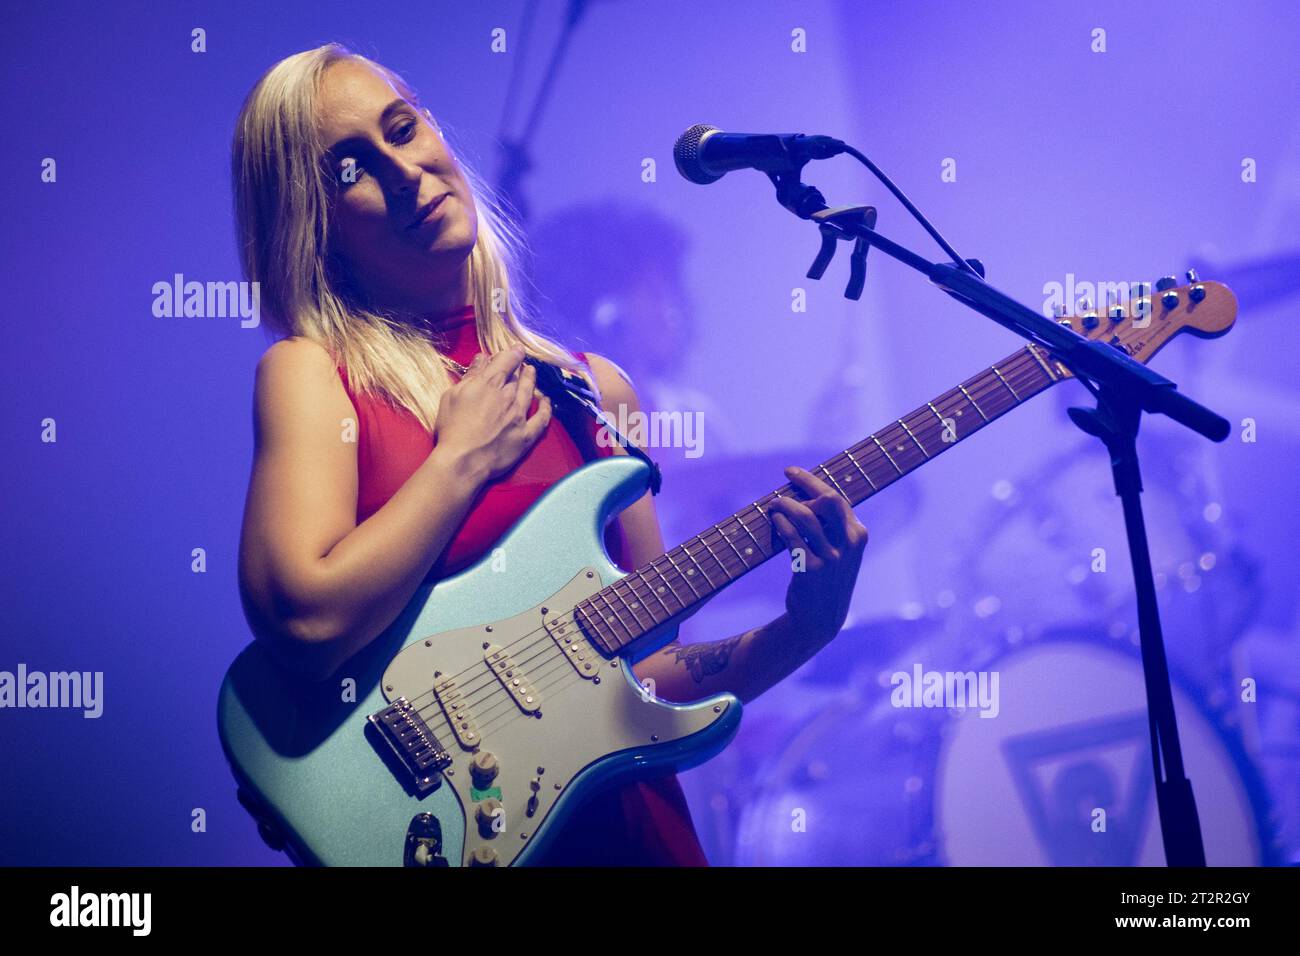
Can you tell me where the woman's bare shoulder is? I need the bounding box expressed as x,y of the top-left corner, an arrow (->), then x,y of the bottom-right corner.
256,335 -> 338,378
580,350 -> 639,411
252,336 -> 351,434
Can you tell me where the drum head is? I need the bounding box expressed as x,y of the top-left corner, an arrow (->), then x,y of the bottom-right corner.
935,638 -> 1273,865
729,630 -> 1274,865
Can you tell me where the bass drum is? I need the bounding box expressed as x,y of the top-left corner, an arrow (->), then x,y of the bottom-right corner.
732,631 -> 1277,866
935,634 -> 1277,865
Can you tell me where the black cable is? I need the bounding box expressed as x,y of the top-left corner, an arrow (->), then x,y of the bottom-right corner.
842,143 -> 983,280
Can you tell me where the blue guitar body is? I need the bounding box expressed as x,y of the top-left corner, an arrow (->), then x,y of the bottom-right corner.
218,454 -> 742,866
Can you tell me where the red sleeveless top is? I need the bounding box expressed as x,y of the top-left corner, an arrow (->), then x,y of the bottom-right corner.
336,304 -> 709,866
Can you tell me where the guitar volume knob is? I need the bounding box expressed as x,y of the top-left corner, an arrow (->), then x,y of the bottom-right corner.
468,846 -> 499,867
471,750 -> 500,786
475,798 -> 505,837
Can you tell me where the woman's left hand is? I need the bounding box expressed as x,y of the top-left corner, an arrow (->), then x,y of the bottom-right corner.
767,465 -> 870,647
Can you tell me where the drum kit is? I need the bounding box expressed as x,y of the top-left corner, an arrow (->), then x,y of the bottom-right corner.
659,251 -> 1300,866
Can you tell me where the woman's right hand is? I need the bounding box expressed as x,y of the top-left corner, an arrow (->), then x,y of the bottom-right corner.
432,347 -> 553,482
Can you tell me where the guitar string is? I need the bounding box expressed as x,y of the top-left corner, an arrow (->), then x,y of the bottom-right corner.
393,350 -> 1052,726
391,351 -> 1055,754
426,346 -> 1055,704
448,346 -> 1055,701
401,384 -> 1057,758
379,352 -> 1058,755
386,352 -> 1057,753
420,352 -> 1062,743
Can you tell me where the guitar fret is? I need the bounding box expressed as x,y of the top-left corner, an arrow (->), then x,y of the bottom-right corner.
578,599 -> 619,651
818,463 -> 851,500
647,560 -> 688,613
685,538 -> 722,588
733,509 -> 766,558
593,590 -> 635,646
1026,343 -> 1059,382
662,548 -> 704,598
958,384 -> 989,422
991,365 -> 1021,401
611,577 -> 652,630
714,522 -> 751,570
636,567 -> 673,620
897,418 -> 930,458
698,533 -> 736,582
844,448 -> 876,490
872,434 -> 904,475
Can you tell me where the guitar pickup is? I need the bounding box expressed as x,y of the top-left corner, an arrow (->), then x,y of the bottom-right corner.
367,697 -> 451,795
484,644 -> 541,714
544,615 -> 602,680
432,675 -> 481,750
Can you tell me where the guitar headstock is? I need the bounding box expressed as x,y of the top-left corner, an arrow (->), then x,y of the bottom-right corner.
1049,271 -> 1238,375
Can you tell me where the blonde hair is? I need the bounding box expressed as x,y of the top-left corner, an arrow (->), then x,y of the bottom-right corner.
230,42 -> 596,432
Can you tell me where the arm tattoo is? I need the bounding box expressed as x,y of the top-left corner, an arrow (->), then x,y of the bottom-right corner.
670,634 -> 744,684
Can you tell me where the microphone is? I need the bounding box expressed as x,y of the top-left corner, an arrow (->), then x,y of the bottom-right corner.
673,124 -> 845,185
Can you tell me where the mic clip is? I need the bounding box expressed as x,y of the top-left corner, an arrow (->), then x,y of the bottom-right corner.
806,204 -> 878,301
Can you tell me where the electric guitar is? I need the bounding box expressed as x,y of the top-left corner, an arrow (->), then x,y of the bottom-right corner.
218,277 -> 1237,866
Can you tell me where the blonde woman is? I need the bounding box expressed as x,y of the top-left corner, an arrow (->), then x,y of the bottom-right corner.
232,43 -> 869,866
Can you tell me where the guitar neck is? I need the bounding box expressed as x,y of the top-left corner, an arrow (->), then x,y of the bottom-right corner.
576,342 -> 1069,656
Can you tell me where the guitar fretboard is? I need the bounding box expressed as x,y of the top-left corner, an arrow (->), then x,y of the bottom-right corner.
575,342 -> 1067,656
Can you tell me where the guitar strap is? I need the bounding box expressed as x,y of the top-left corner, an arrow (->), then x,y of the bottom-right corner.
528,357 -> 664,496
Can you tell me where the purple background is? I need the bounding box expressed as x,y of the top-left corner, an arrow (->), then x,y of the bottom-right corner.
3,0 -> 1297,865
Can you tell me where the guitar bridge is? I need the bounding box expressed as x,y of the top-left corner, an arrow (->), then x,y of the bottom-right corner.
368,697 -> 451,794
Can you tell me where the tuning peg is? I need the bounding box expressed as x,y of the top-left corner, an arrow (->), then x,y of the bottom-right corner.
1155,275 -> 1178,292
1130,282 -> 1151,320
1077,297 -> 1093,312
1052,303 -> 1069,318
1162,288 -> 1179,309
1186,268 -> 1199,283
1109,304 -> 1125,322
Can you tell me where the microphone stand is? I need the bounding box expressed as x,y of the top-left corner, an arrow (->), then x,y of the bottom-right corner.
494,0 -> 591,224
767,166 -> 1226,866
